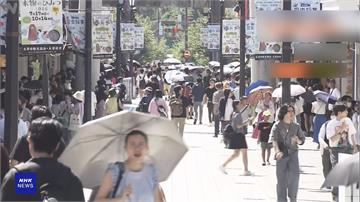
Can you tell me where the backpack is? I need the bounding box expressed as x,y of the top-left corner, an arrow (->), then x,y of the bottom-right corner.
169,96 -> 184,117
139,76 -> 146,89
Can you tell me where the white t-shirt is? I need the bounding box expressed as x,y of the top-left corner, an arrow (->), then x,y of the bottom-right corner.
326,117 -> 356,147
0,118 -> 28,141
312,100 -> 326,115
294,97 -> 304,115
224,99 -> 233,121
352,113 -> 360,145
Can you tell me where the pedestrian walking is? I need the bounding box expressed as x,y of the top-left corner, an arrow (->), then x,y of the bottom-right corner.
137,87 -> 154,113
312,98 -> 327,147
271,104 -> 306,202
170,85 -> 191,136
219,89 -> 235,138
204,79 -> 216,124
192,78 -> 205,124
136,68 -> 146,98
105,88 -> 119,115
148,89 -> 169,118
257,110 -> 274,166
318,120 -> 332,188
219,98 -> 253,176
95,130 -> 165,202
326,104 -> 357,200
212,82 -> 224,137
1,117 -> 85,201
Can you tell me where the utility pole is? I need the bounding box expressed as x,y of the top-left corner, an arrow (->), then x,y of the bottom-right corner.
184,5 -> 189,50
281,0 -> 292,104
84,0 -> 92,123
4,0 -> 19,151
219,0 -> 225,81
239,0 -> 246,97
116,0 -> 124,76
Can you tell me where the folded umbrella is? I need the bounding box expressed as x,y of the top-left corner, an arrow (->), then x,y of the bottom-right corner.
245,80 -> 269,96
272,84 -> 306,98
322,153 -> 359,188
313,90 -> 338,104
59,111 -> 188,188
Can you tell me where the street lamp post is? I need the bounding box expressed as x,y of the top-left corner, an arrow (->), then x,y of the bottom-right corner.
84,0 -> 92,123
116,0 -> 125,76
129,0 -> 135,99
238,0 -> 246,97
282,0 -> 292,104
219,0 -> 225,81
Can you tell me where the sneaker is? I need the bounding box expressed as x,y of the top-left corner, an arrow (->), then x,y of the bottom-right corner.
219,166 -> 227,174
267,161 -> 271,165
193,119 -> 197,124
200,122 -> 202,125
213,134 -> 218,138
262,162 -> 266,166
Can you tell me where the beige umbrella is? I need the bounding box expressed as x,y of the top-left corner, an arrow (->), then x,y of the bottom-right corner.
59,111 -> 188,188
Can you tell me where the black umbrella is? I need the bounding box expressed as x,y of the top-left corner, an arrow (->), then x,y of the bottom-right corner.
322,153 -> 359,188
23,80 -> 42,90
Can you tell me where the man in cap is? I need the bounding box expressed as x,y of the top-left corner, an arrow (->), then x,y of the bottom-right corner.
137,87 -> 153,113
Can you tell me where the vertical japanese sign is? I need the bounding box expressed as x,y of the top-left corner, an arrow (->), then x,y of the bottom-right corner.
207,25 -> 220,50
200,27 -> 208,48
92,13 -> 113,58
134,27 -> 144,49
65,12 -> 85,52
120,23 -> 135,51
0,4 -> 6,46
292,0 -> 320,11
222,20 -> 240,55
245,18 -> 256,54
19,0 -> 63,54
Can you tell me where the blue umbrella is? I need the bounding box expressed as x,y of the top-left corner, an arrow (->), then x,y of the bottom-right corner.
245,80 -> 269,96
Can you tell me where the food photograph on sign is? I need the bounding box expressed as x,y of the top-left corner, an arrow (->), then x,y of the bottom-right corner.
20,0 -> 63,46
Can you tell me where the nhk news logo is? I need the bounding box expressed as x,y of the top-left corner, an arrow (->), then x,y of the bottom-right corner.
15,172 -> 36,194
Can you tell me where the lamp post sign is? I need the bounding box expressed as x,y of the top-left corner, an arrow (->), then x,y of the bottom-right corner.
0,5 -> 6,46
92,13 -> 113,58
207,25 -> 220,50
19,0 -> 63,55
134,27 -> 144,49
120,23 -> 135,51
65,12 -> 85,52
222,19 -> 240,55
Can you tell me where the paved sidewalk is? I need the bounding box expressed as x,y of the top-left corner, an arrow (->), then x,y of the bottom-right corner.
161,118 -> 333,202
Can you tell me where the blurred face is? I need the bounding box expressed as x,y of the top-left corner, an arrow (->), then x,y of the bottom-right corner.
65,95 -> 72,103
338,110 -> 348,119
285,107 -> 295,121
125,134 -> 148,161
265,93 -> 272,101
263,115 -> 270,121
210,80 -> 215,87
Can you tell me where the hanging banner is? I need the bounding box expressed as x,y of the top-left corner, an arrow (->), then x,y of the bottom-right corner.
0,5 -> 6,46
19,0 -> 63,54
245,18 -> 256,54
92,13 -> 113,58
134,27 -> 144,49
200,27 -> 208,48
207,25 -> 220,50
222,20 -> 240,55
255,0 -> 282,11
246,0 -> 282,59
120,23 -> 135,51
292,0 -> 321,11
65,12 -> 85,52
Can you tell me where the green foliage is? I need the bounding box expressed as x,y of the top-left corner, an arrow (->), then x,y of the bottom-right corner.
134,14 -> 167,64
169,16 -> 209,66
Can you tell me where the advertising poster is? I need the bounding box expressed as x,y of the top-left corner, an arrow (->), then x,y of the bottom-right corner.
65,12 -> 85,52
250,0 -> 282,59
222,20 -> 240,55
92,13 -> 113,58
19,0 -> 63,54
200,27 -> 208,48
0,5 -> 6,46
134,27 -> 144,49
207,25 -> 220,50
292,0 -> 321,11
120,23 -> 135,51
